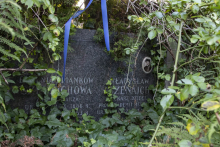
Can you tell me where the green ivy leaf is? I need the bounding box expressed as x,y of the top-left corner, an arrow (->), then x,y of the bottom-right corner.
147,108 -> 159,123
207,35 -> 220,45
33,0 -> 40,7
194,0 -> 201,3
176,79 -> 193,85
190,38 -> 198,43
51,76 -> 57,81
43,0 -> 50,7
201,101 -> 220,111
105,131 -> 118,142
25,0 -> 33,8
45,119 -> 62,129
108,102 -> 114,107
62,109 -> 70,121
143,125 -> 155,132
189,85 -> 198,96
161,88 -> 176,95
165,74 -> 171,81
61,90 -> 69,99
43,32 -> 53,41
48,14 -> 58,22
0,111 -> 7,128
126,50 -> 130,55
48,84 -> 55,91
4,133 -> 14,140
27,89 -> 33,93
197,82 -> 206,89
192,5 -> 199,14
180,12 -> 187,20
51,89 -> 58,98
4,92 -> 14,103
203,46 -> 208,54
169,86 -> 180,90
23,76 -> 37,86
172,12 -> 179,16
78,136 -> 88,144
192,76 -> 205,83
47,68 -> 56,73
160,95 -> 174,111
57,77 -> 61,83
154,11 -> 163,19
106,80 -> 112,86
91,138 -> 96,144
31,126 -> 42,138
195,18 -> 205,22
49,5 -> 55,14
148,30 -> 157,40
148,26 -> 155,31
178,140 -> 192,147
57,71 -> 63,76
47,97 -> 57,106
186,119 -> 200,135
180,86 -> 190,101
19,109 -> 28,119
12,86 -> 19,94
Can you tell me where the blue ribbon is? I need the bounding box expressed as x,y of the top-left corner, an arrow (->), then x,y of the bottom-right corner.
63,0 -> 110,81
101,0 -> 110,52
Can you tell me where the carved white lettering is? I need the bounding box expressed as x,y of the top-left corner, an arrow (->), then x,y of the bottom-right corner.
89,78 -> 93,83
119,102 -> 133,108
69,78 -> 73,84
80,86 -> 87,93
120,87 -> 125,94
74,86 -> 80,94
84,78 -> 88,84
116,96 -> 129,101
97,110 -> 105,114
140,87 -> 144,94
145,79 -> 149,84
98,103 -> 107,108
79,78 -> 83,84
74,77 -> 78,84
126,87 -> 131,94
114,86 -> 120,95
87,88 -> 92,94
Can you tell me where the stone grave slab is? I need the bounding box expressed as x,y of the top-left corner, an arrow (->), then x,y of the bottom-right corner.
9,29 -> 156,120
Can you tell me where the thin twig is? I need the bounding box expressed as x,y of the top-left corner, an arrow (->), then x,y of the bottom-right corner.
0,71 -> 8,84
176,55 -> 219,71
31,8 -> 49,32
215,112 -> 220,125
161,42 -> 175,61
19,42 -> 39,69
0,68 -> 47,72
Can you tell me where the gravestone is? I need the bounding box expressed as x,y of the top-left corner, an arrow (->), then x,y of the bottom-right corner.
10,29 -> 156,120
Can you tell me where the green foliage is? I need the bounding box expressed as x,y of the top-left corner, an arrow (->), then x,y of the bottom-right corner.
0,0 -> 29,62
103,78 -> 118,115
0,0 -> 220,146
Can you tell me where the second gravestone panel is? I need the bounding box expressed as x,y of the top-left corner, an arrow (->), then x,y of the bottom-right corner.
50,29 -> 156,119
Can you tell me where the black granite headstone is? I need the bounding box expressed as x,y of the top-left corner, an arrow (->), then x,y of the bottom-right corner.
9,29 -> 156,120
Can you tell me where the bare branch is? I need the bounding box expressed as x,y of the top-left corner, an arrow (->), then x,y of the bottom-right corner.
0,71 -> 8,84
0,69 -> 47,72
